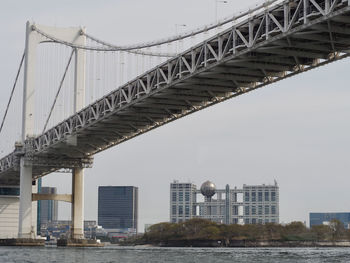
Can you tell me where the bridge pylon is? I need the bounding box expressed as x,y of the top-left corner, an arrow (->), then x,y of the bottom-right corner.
18,21 -> 87,239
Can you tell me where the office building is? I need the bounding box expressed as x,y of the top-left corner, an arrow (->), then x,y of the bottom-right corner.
39,187 -> 58,224
310,212 -> 350,229
170,181 -> 197,223
243,184 -> 279,224
170,180 -> 279,225
98,186 -> 138,233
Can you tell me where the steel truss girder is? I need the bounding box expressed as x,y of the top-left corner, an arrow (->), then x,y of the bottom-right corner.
1,0 -> 350,178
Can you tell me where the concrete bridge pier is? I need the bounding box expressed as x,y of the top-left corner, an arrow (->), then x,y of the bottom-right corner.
18,159 -> 36,238
17,22 -> 87,240
71,168 -> 84,239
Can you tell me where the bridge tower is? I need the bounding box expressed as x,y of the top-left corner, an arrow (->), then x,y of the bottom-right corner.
19,22 -> 86,239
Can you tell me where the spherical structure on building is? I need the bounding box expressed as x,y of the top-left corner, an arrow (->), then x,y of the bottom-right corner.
200,180 -> 216,198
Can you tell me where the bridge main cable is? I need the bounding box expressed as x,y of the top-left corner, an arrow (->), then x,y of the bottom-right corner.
32,0 -> 281,54
83,0 -> 281,50
33,26 -> 175,57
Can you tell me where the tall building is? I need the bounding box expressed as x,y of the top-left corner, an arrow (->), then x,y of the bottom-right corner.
98,186 -> 138,233
39,187 -> 58,225
310,212 -> 350,229
170,181 -> 197,223
170,180 -> 279,225
243,183 -> 279,224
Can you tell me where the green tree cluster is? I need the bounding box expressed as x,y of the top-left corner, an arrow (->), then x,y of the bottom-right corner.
139,218 -> 350,244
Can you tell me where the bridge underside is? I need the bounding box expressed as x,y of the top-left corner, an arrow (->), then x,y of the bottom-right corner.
1,0 -> 350,181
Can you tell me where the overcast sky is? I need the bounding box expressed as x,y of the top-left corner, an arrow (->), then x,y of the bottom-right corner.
0,0 -> 349,231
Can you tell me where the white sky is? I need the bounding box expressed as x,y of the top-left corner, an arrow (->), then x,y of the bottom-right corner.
0,0 -> 349,231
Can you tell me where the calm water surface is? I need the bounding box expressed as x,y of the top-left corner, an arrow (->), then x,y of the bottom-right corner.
0,246 -> 350,263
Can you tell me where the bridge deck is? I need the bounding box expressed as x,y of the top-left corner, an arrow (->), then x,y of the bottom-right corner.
1,0 -> 350,183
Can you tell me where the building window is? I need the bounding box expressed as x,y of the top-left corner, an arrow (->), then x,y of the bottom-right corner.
192,206 -> 196,215
185,192 -> 190,202
185,206 -> 190,216
271,192 -> 276,201
265,205 -> 269,215
252,192 -> 256,202
244,192 -> 249,202
179,192 -> 183,202
233,206 -> 238,215
245,218 -> 250,224
258,206 -> 262,215
245,206 -> 250,215
0,187 -> 19,196
252,218 -> 257,224
172,192 -> 177,202
172,205 -> 176,215
252,206 -> 256,215
271,205 -> 276,215
258,219 -> 263,224
258,192 -> 262,202
179,206 -> 183,215
172,218 -> 176,223
265,191 -> 269,201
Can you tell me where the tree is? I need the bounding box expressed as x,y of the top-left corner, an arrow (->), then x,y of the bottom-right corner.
310,225 -> 331,241
198,225 -> 220,240
329,219 -> 345,241
264,223 -> 283,240
182,218 -> 215,239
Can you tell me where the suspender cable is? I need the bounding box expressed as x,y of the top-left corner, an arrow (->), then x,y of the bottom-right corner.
0,52 -> 25,135
42,48 -> 75,133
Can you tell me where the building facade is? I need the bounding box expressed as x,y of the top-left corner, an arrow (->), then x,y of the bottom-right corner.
170,180 -> 279,225
243,184 -> 279,224
310,212 -> 350,229
0,186 -> 20,238
98,186 -> 138,233
170,181 -> 197,223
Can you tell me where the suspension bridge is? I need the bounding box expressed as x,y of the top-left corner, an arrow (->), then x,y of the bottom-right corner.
0,0 -> 350,240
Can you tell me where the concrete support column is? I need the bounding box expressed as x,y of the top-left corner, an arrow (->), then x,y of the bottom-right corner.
18,158 -> 34,238
71,168 -> 84,239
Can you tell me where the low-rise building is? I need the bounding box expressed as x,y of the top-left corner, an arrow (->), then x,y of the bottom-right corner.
310,212 -> 350,229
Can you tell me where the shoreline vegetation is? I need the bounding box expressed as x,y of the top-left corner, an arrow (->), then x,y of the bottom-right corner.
123,218 -> 350,247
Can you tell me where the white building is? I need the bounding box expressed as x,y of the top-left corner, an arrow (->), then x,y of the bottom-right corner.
170,180 -> 279,225
0,186 -> 20,238
170,181 -> 197,223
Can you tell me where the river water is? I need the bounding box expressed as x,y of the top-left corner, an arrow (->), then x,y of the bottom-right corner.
0,246 -> 350,263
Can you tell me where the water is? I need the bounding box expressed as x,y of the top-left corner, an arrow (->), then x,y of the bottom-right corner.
0,246 -> 350,263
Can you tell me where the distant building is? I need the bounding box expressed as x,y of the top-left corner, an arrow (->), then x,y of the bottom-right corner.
243,184 -> 279,224
170,181 -> 197,223
98,186 -> 138,233
39,187 -> 58,224
40,220 -> 98,239
170,180 -> 279,225
310,213 -> 350,229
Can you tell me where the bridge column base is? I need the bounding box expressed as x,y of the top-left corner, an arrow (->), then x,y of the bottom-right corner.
71,168 -> 84,239
18,158 -> 36,238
